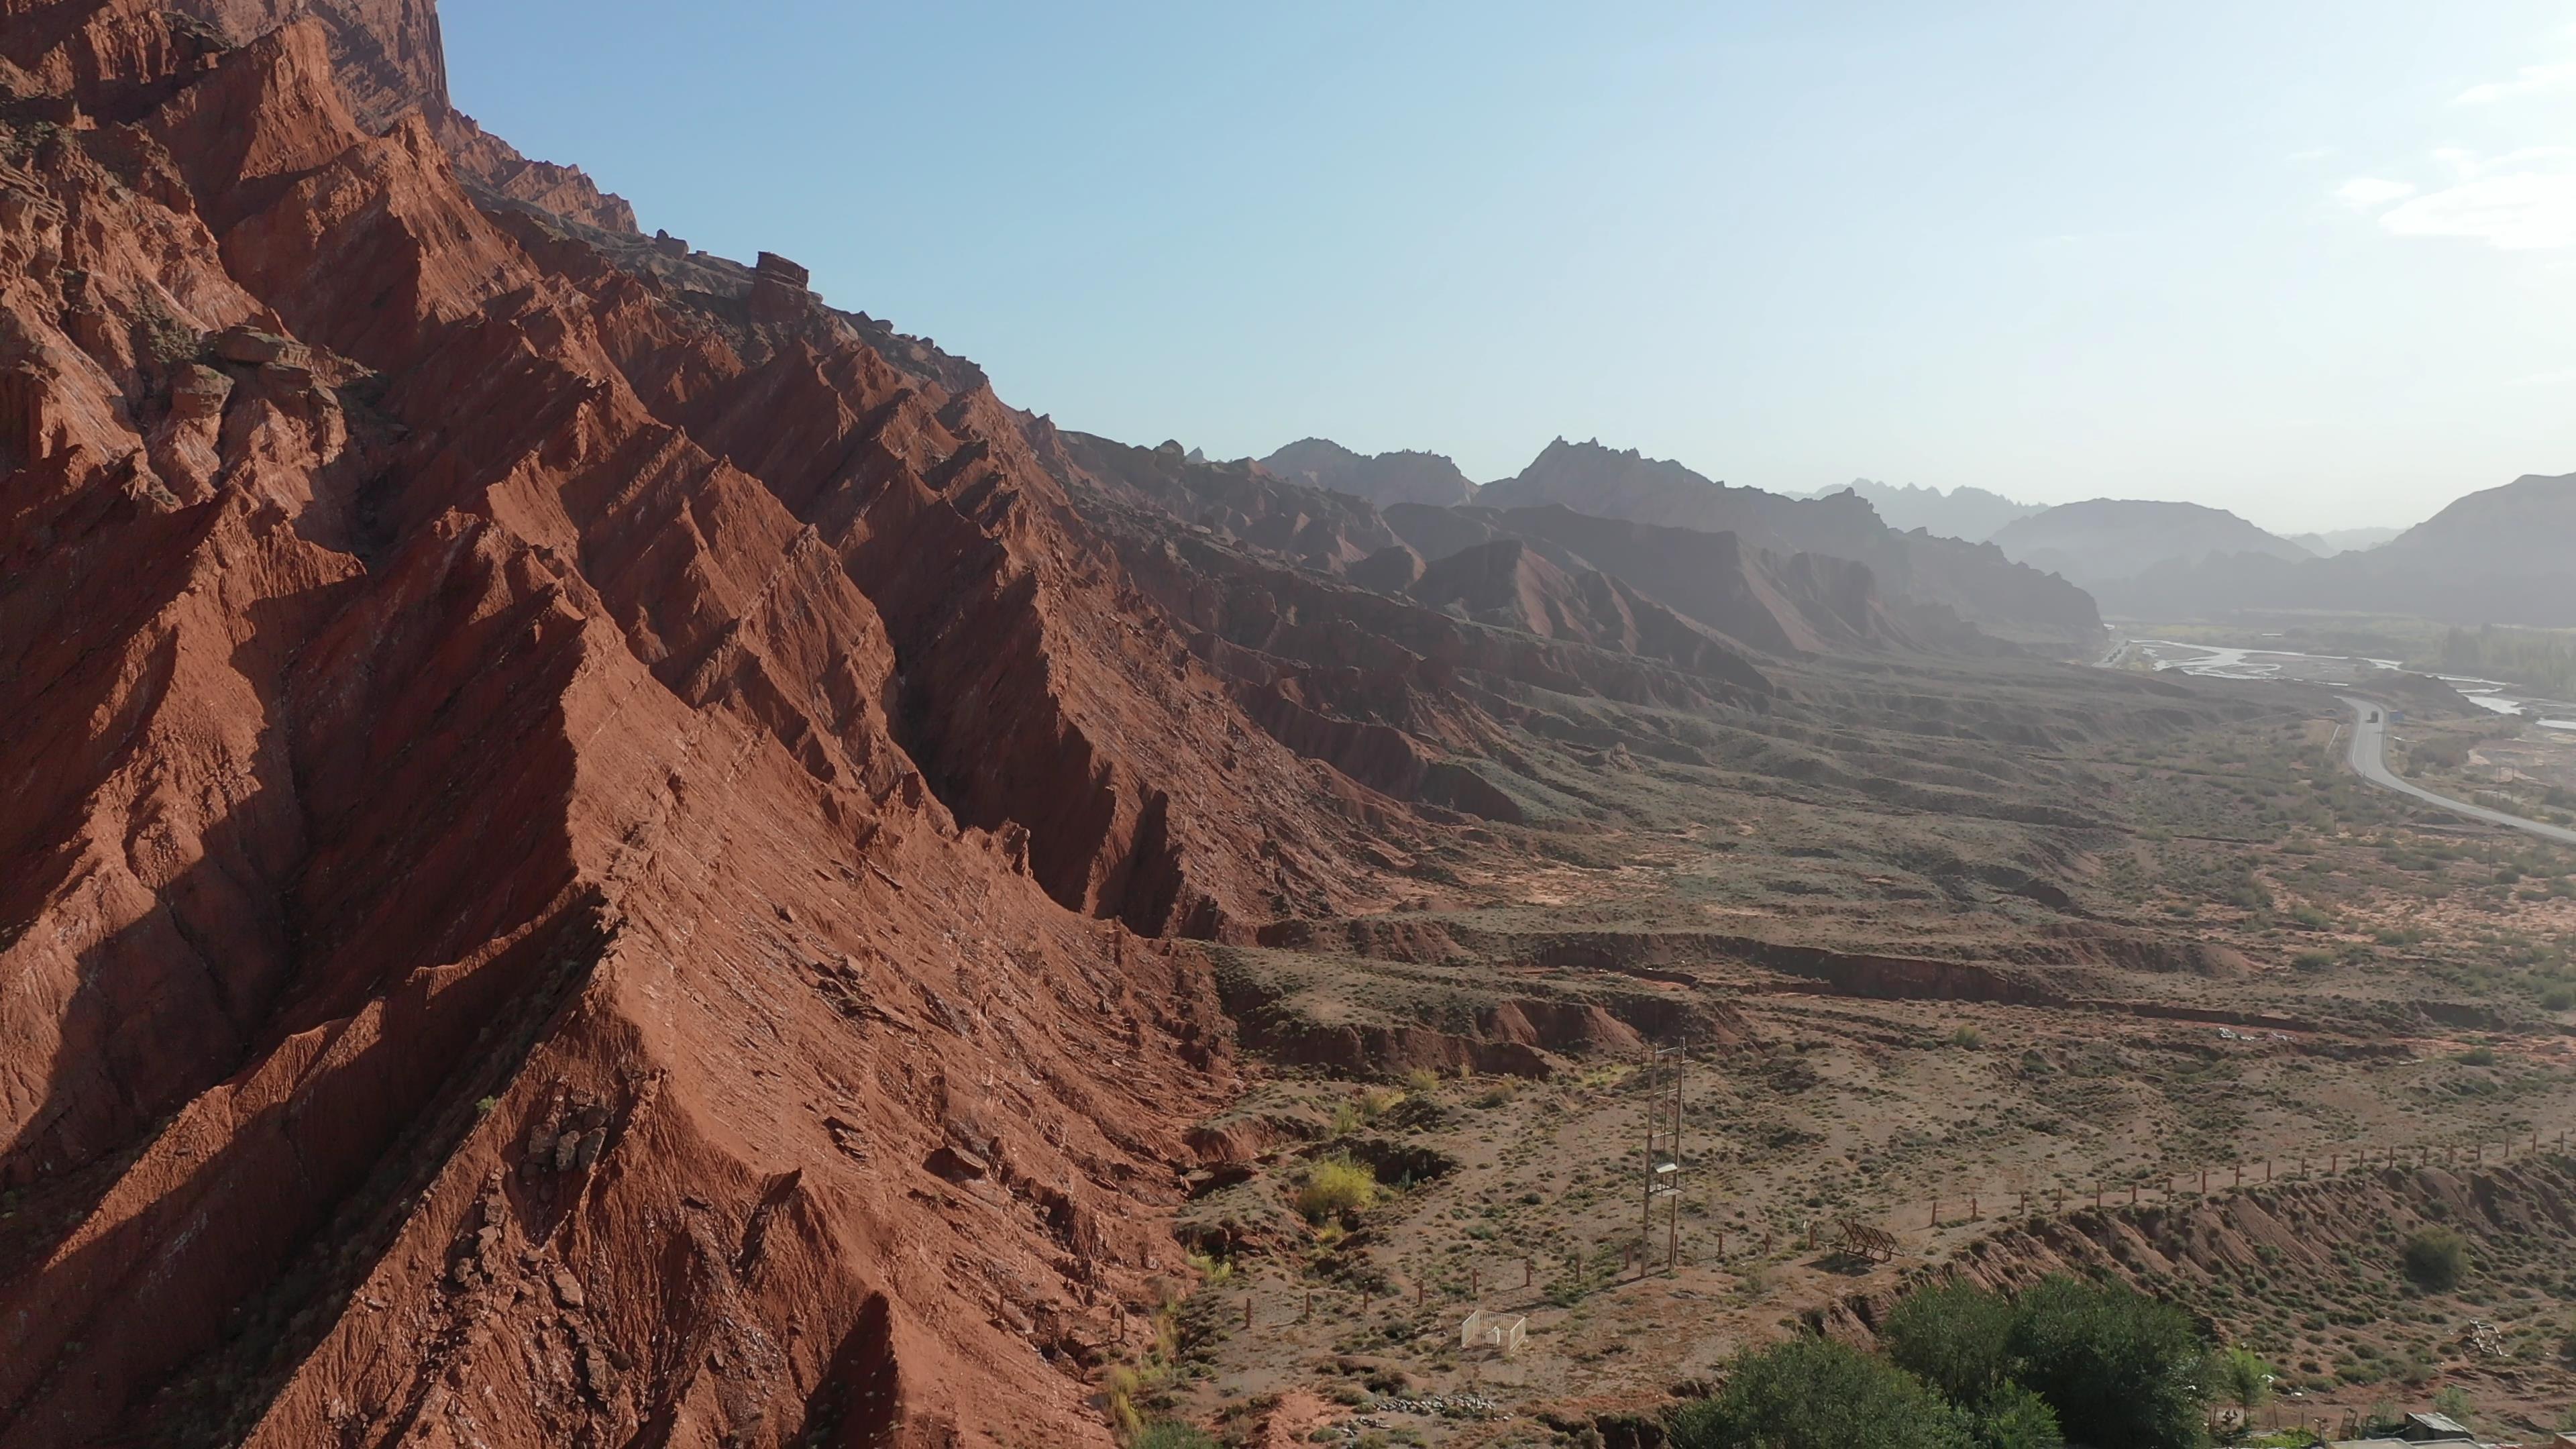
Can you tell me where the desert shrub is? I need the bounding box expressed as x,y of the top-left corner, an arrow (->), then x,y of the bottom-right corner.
2432,1383 -> 2475,1428
2457,1046 -> 2498,1067
2402,1227 -> 2468,1291
2292,951 -> 2334,973
1665,1335 -> 1970,1449
1291,1156 -> 1378,1222
1129,1422 -> 1216,1449
1329,1087 -> 1402,1136
1882,1281 -> 2018,1407
2007,1275 -> 2212,1449
1401,1067 -> 1443,1095
1951,1026 -> 1985,1049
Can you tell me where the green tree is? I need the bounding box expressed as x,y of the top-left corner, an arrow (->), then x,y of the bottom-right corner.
2007,1276 -> 2211,1449
2432,1383 -> 2475,1430
1666,1336 -> 1971,1449
1964,1383 -> 2064,1449
1882,1280 -> 2020,1407
2212,1346 -> 2271,1425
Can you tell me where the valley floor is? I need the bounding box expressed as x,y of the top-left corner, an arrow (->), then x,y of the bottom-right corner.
1140,655 -> 2576,1446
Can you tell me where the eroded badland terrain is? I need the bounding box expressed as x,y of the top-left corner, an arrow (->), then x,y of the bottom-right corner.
2,3 -> 2572,1446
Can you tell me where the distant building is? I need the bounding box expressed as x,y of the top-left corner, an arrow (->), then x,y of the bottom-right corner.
2328,1411 -> 2500,1449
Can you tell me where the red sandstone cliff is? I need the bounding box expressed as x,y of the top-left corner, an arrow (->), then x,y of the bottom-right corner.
0,3 -> 1391,1444
160,0 -> 641,233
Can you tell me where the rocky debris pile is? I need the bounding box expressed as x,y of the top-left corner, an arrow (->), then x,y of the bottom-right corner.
1309,1396 -> 1512,1442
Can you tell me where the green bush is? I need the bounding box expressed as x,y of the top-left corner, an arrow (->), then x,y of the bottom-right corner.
1130,1423 -> 1218,1449
1665,1335 -> 1971,1449
2007,1276 -> 2212,1449
1291,1156 -> 1379,1222
1882,1281 -> 2018,1407
2402,1227 -> 2467,1291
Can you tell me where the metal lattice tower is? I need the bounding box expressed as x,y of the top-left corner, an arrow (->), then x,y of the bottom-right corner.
1642,1042 -> 1686,1271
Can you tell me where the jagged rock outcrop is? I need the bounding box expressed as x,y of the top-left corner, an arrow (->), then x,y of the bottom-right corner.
168,0 -> 447,127
1406,537 -> 1766,669
1084,500 -> 1774,818
0,5 -> 1391,1446
161,0 -> 641,232
1387,503 -> 1916,656
1257,436 -> 1477,508
1053,427 -> 1404,572
1477,439 -> 2101,649
427,107 -> 638,232
1814,478 -> 2038,541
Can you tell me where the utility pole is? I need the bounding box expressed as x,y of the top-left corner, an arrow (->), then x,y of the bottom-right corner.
1642,1042 -> 1687,1273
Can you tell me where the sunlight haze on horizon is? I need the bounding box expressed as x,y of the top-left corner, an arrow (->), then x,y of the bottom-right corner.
445,1 -> 2576,533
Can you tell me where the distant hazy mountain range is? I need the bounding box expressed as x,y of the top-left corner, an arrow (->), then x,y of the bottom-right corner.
2284,527 -> 2401,557
1809,479 -> 2041,541
1237,432 -> 2563,633
2091,473 -> 2576,625
1987,500 -> 2314,588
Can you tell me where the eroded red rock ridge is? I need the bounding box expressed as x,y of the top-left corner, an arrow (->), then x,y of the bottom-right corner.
0,1 -> 1391,1442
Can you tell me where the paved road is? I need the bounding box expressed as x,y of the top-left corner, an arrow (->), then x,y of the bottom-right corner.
2339,696 -> 2576,847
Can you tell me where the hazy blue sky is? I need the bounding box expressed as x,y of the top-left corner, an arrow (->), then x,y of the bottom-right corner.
445,2 -> 2576,533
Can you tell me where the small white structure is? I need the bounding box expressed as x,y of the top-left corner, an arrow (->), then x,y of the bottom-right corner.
1460,1309 -> 1527,1357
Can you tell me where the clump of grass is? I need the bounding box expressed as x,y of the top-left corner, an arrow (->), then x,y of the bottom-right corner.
1292,1155 -> 1379,1224
1950,1026 -> 1984,1049
1401,1067 -> 1444,1096
1103,1304 -> 1184,1438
